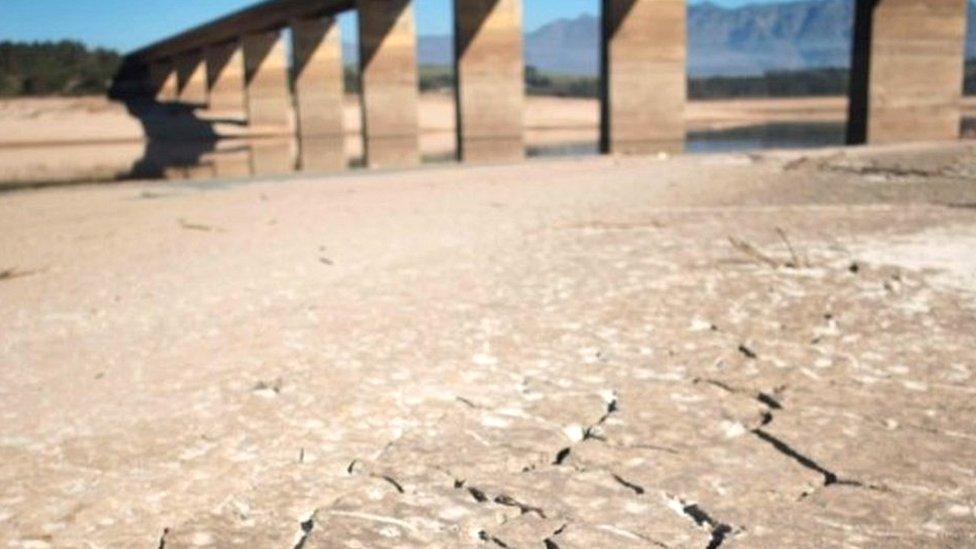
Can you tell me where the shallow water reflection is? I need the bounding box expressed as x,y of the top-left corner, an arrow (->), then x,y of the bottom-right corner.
0,121 -> 853,189
527,122 -> 847,158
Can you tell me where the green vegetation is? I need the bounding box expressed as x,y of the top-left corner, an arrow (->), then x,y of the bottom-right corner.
524,66 -> 850,99
525,66 -> 599,98
966,59 -> 976,95
350,64 -> 858,99
343,65 -> 454,94
523,65 -> 976,100
690,68 -> 851,99
418,65 -> 453,92
394,63 -> 976,100
0,41 -> 121,97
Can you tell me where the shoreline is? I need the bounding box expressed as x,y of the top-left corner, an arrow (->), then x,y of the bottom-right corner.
1,95 -> 972,189
0,94 -> 856,147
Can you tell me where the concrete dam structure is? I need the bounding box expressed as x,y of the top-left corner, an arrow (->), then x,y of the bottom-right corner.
111,0 -> 972,169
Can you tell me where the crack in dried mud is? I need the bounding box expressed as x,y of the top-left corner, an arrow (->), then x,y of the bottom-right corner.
466,485 -> 488,503
157,527 -> 169,549
723,384 -> 873,496
455,396 -> 481,409
478,529 -> 511,547
543,524 -> 568,549
552,392 -> 619,465
611,472 -> 646,495
552,446 -> 572,466
665,494 -> 735,549
737,343 -> 759,359
292,510 -> 318,549
380,475 -> 405,494
751,428 -> 857,491
493,494 -> 547,518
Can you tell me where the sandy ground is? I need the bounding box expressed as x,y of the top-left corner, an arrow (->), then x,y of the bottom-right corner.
1,142 -> 976,547
0,94 -> 864,147
4,94 -> 975,146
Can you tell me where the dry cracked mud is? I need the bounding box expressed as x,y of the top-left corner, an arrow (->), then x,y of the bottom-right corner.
1,142 -> 975,547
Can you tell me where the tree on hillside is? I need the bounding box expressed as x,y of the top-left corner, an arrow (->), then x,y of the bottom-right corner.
0,41 -> 121,97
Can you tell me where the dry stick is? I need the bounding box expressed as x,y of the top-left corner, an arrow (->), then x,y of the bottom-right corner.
727,236 -> 780,269
0,268 -> 41,281
178,218 -> 219,232
775,227 -> 802,268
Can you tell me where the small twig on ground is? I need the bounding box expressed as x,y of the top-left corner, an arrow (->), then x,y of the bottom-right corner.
139,190 -> 170,200
781,156 -> 811,171
727,237 -> 781,269
729,229 -> 810,270
943,202 -> 976,210
178,218 -> 220,232
738,344 -> 759,360
775,227 -> 803,268
0,268 -> 41,281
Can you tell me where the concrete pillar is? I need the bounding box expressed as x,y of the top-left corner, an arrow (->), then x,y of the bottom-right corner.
847,0 -> 968,144
299,137 -> 347,172
149,60 -> 178,103
208,148 -> 252,178
454,0 -> 524,162
600,0 -> 686,154
185,162 -> 216,181
358,0 -> 420,167
176,50 -> 207,106
206,40 -> 246,117
243,29 -> 292,132
249,138 -> 296,176
292,16 -> 345,139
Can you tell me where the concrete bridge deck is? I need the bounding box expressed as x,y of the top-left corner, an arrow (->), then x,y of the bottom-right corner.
1,143 -> 975,547
128,0 -> 354,62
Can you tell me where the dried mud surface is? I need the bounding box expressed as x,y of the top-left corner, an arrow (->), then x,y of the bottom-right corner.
1,143 -> 975,548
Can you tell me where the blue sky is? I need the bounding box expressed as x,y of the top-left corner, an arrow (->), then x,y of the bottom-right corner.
0,0 -> 778,53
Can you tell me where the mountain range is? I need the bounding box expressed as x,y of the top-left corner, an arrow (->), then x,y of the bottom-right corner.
344,0 -> 976,76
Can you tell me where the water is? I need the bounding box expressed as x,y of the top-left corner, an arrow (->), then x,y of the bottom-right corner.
0,121 -> 853,190
528,121 -> 847,158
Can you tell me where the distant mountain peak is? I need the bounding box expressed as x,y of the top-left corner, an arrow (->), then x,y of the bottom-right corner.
517,0 -> 976,76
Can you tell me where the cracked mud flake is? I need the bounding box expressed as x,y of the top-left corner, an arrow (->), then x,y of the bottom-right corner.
297,471 -> 591,547
575,438 -> 822,526
159,512 -> 286,547
522,391 -> 617,433
738,484 -> 950,547
547,523 -> 674,547
747,400 -> 976,501
483,469 -> 704,548
592,384 -> 778,452
341,466 -> 703,546
296,490 -> 450,547
351,413 -> 568,480
479,516 -> 566,548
